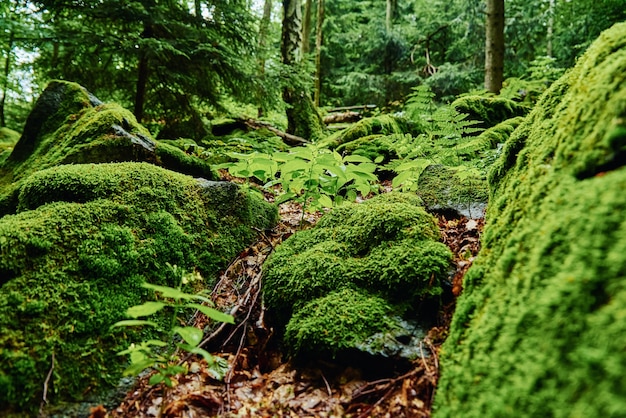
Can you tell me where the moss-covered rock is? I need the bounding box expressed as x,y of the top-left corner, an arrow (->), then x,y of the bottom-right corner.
434,22 -> 626,417
451,95 -> 530,129
263,193 -> 452,357
0,80 -> 214,192
318,114 -> 416,149
0,162 -> 277,414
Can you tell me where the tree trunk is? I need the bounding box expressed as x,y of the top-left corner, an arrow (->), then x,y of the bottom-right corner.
385,0 -> 396,34
484,0 -> 505,94
302,0 -> 312,54
314,0 -> 324,107
281,0 -> 324,140
257,0 -> 273,117
0,32 -> 14,128
547,0 -> 555,58
281,0 -> 303,66
134,24 -> 153,123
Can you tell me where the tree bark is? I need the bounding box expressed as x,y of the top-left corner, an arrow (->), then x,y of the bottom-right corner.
302,0 -> 312,54
385,0 -> 396,34
547,0 -> 555,58
281,0 -> 302,66
314,0 -> 324,107
281,0 -> 324,140
484,0 -> 505,94
257,0 -> 273,117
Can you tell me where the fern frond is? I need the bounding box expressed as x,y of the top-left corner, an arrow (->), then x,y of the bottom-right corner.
404,85 -> 436,121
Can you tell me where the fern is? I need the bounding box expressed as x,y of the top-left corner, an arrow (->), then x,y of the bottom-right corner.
404,85 -> 436,121
387,88 -> 487,192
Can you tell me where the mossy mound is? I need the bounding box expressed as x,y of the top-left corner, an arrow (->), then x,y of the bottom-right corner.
318,114 -> 417,149
434,22 -> 626,417
0,162 -> 277,414
263,193 -> 452,357
451,95 -> 530,129
0,80 -> 214,189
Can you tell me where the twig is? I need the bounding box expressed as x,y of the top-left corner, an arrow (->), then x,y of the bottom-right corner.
321,371 -> 332,397
39,351 -> 55,416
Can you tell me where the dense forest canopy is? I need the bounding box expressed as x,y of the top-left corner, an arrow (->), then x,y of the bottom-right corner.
1,0 -> 624,137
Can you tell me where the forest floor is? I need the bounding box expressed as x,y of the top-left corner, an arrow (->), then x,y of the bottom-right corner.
92,189 -> 483,418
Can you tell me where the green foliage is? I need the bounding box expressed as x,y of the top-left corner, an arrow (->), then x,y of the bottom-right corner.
112,268 -> 233,390
0,162 -> 276,413
219,144 -> 379,215
32,0 -> 260,132
434,22 -> 626,417
263,192 -> 452,355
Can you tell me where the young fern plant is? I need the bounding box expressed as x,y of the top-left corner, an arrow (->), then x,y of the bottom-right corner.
389,85 -> 484,192
111,265 -> 234,390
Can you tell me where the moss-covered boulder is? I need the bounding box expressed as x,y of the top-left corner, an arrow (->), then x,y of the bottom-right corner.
0,80 -> 214,192
0,162 -> 277,414
434,22 -> 626,417
451,95 -> 530,129
263,193 -> 452,357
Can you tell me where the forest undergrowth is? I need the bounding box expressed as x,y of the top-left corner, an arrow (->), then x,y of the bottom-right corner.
92,184 -> 483,418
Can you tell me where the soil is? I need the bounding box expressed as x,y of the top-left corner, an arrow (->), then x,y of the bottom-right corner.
90,197 -> 483,418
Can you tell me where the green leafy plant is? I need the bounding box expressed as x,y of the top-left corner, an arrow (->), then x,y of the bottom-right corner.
388,86 -> 484,192
219,144 -> 379,217
112,266 -> 234,389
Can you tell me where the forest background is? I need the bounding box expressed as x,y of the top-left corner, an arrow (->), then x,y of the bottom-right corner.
1,0 -> 625,141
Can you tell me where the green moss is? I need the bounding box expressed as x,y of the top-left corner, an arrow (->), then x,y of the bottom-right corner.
0,127 -> 20,166
451,95 -> 530,129
263,192 -> 452,355
0,162 -> 277,413
284,288 -> 398,356
0,81 -> 214,189
318,114 -> 411,149
434,22 -> 626,418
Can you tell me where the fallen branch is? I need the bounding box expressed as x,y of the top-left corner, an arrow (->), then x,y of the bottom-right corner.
326,104 -> 377,113
39,351 -> 55,416
323,111 -> 362,124
242,118 -> 308,146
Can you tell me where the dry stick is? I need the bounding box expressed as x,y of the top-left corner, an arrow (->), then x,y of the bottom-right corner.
321,371 -> 332,397
39,351 -> 55,416
356,385 -> 396,418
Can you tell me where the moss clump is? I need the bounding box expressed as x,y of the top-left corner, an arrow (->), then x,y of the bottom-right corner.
285,289 -> 398,356
451,95 -> 530,129
0,162 -> 277,414
434,22 -> 626,417
263,193 -> 452,356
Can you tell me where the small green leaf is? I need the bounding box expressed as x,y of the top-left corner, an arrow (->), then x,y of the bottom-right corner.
126,301 -> 166,318
187,304 -> 235,324
318,194 -> 334,208
111,319 -> 158,329
142,283 -> 194,300
174,326 -> 203,347
123,359 -> 155,376
149,373 -> 164,385
343,154 -> 372,163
